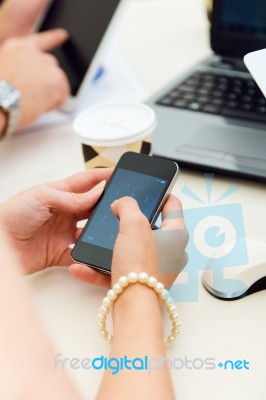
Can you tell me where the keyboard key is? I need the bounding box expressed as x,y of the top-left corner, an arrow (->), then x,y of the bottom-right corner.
159,96 -> 172,105
233,87 -> 242,95
243,95 -> 252,103
213,98 -> 223,106
183,92 -> 195,100
242,104 -> 252,111
198,95 -> 209,103
247,88 -> 256,96
217,83 -> 227,91
213,90 -> 223,97
258,98 -> 266,106
188,102 -> 201,111
227,93 -> 237,100
173,99 -> 188,108
246,80 -> 256,88
198,88 -> 209,95
232,79 -> 243,86
178,84 -> 195,92
258,106 -> 266,113
202,104 -> 221,114
227,101 -> 238,108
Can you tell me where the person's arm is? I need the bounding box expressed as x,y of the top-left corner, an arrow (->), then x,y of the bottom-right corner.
0,30 -> 70,133
0,230 -> 81,399
97,284 -> 174,400
96,198 -> 177,400
0,0 -> 50,43
0,172 -> 186,399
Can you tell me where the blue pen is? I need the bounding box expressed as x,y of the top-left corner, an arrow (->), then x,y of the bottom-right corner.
93,66 -> 106,82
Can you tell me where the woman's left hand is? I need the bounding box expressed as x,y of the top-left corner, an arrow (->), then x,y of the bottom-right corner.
0,169 -> 112,275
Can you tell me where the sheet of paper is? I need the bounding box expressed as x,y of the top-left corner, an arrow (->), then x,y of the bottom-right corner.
244,49 -> 266,98
23,45 -> 150,132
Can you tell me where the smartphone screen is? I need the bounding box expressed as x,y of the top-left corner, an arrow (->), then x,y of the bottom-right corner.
72,152 -> 179,273
81,168 -> 168,250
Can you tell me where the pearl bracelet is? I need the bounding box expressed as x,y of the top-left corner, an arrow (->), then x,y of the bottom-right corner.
97,272 -> 181,347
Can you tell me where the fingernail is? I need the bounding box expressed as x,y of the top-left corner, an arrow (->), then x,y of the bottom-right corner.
92,180 -> 106,192
58,28 -> 69,37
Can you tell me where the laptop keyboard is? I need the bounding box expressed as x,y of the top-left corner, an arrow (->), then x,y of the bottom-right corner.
157,71 -> 266,123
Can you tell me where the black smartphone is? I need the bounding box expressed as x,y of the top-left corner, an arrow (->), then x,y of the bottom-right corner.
71,152 -> 179,274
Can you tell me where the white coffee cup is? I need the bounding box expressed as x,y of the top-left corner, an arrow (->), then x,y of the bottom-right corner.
73,101 -> 157,168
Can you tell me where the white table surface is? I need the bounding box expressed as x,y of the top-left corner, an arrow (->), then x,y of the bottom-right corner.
1,0 -> 266,399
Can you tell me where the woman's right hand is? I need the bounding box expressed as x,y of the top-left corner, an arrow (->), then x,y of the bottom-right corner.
111,195 -> 188,288
70,195 -> 188,289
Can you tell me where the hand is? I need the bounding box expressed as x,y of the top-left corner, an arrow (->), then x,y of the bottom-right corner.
0,169 -> 113,275
0,30 -> 70,129
0,0 -> 50,43
70,195 -> 188,289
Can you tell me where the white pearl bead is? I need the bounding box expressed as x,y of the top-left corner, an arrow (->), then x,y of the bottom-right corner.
161,289 -> 170,300
113,283 -> 123,294
119,276 -> 129,287
174,320 -> 181,327
172,328 -> 179,336
147,276 -> 157,288
100,306 -> 109,315
103,297 -> 111,308
168,304 -> 177,314
170,314 -> 179,322
166,296 -> 174,303
168,335 -> 175,343
101,329 -> 108,339
98,313 -> 106,322
138,272 -> 148,283
97,321 -> 106,329
107,289 -> 117,301
155,282 -> 164,293
128,272 -> 138,283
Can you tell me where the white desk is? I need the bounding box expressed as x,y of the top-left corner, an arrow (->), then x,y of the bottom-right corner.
0,1 -> 266,399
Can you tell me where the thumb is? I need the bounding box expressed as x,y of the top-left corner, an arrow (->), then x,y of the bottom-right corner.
111,197 -> 150,236
30,29 -> 69,51
46,180 -> 106,215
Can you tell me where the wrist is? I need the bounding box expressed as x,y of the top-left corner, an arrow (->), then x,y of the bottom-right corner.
114,282 -> 160,307
98,273 -> 181,348
112,283 -> 161,327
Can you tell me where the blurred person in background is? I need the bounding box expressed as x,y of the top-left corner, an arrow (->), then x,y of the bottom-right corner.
0,0 -> 70,139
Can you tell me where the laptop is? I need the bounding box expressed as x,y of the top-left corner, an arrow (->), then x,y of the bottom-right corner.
148,0 -> 266,182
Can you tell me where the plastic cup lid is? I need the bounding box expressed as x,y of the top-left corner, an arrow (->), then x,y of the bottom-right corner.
73,101 -> 157,147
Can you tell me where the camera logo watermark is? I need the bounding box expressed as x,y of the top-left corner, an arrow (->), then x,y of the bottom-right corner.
54,354 -> 250,375
170,174 -> 248,301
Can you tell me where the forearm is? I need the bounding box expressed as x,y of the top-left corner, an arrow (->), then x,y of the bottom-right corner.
97,284 -> 175,400
0,231 -> 81,399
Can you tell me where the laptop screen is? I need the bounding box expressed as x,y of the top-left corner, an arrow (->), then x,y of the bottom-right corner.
220,0 -> 266,37
211,0 -> 266,57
